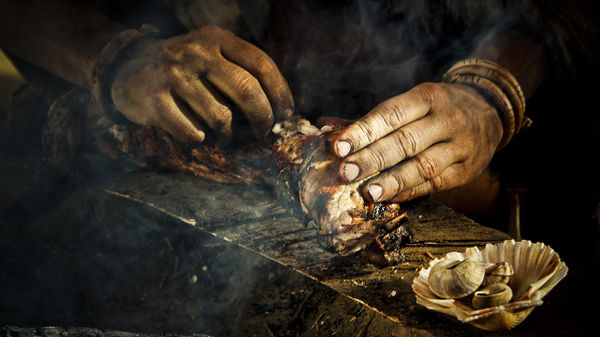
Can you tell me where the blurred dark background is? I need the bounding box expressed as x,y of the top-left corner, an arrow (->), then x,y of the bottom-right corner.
0,0 -> 599,336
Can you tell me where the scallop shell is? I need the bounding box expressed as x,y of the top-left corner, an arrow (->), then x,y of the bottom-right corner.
411,240 -> 568,331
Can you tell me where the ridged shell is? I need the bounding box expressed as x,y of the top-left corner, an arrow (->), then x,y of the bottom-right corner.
427,255 -> 486,299
484,261 -> 514,286
411,240 -> 568,331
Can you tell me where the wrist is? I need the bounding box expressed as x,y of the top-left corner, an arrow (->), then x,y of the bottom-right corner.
90,24 -> 159,124
453,82 -> 505,148
442,58 -> 530,150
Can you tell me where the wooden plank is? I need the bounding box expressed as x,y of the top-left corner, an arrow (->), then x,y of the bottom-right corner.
104,171 -> 512,334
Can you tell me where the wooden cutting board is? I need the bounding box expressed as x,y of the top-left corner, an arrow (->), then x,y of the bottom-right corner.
105,171 -> 512,333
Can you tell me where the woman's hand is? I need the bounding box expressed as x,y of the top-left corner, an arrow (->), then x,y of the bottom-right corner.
332,82 -> 503,203
111,25 -> 294,143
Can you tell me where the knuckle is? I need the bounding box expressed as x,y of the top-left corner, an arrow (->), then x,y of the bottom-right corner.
182,43 -> 203,57
420,82 -> 438,90
394,129 -> 418,157
236,76 -> 261,102
354,121 -> 377,146
389,171 -> 406,193
200,25 -> 224,36
165,65 -> 182,82
450,138 -> 472,160
408,188 -> 419,200
253,109 -> 273,126
211,107 -> 232,130
366,148 -> 388,171
415,82 -> 436,94
181,44 -> 212,65
248,105 -> 273,127
181,43 -> 198,55
430,175 -> 445,192
255,54 -> 276,75
415,156 -> 438,180
415,82 -> 443,105
379,102 -> 407,128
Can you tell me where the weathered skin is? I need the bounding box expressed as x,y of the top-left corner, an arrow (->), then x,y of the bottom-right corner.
270,117 -> 403,253
42,91 -> 406,256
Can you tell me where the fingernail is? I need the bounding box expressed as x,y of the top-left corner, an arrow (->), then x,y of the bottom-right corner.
343,162 -> 360,181
336,140 -> 351,157
368,184 -> 383,202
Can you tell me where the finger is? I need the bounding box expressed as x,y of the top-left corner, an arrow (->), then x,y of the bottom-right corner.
174,77 -> 233,141
362,142 -> 466,202
154,93 -> 206,144
390,165 -> 467,202
339,116 -> 450,182
333,87 -> 431,157
206,59 -> 274,137
220,33 -> 294,121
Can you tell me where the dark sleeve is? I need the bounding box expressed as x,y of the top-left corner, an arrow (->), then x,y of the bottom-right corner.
89,0 -> 185,36
6,0 -> 186,86
469,0 -> 598,77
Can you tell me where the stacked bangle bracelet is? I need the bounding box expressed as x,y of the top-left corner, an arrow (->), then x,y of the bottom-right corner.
442,58 -> 531,149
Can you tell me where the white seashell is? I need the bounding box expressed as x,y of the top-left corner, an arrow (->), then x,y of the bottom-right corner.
484,260 -> 514,286
427,254 -> 487,299
472,282 -> 513,309
411,240 -> 568,331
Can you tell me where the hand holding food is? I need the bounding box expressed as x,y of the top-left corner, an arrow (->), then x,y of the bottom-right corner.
110,25 -> 294,143
333,82 -> 503,202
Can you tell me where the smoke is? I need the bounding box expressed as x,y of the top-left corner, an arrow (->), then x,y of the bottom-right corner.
0,179 -> 297,335
1,0 -> 598,335
259,0 -> 597,118
126,0 -> 598,118
265,0 -> 439,119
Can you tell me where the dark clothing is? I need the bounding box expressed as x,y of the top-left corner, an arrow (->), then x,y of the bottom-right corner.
5,0 -> 600,258
11,1 -> 599,117
93,0 -> 600,261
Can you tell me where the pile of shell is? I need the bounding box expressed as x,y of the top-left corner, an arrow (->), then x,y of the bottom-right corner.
412,240 -> 568,331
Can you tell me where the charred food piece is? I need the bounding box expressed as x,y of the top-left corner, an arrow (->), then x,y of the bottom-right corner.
45,93 -> 408,257
271,117 -> 404,254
